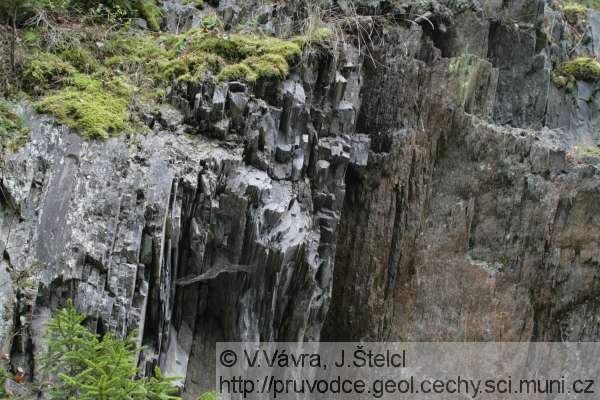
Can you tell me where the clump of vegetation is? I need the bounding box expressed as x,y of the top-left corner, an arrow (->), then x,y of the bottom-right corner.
578,145 -> 600,157
22,52 -> 77,91
216,63 -> 258,82
552,66 -> 576,91
36,74 -> 134,139
42,299 -> 180,399
1,0 -> 164,31
563,2 -> 589,25
183,0 -> 204,8
0,99 -> 29,152
215,53 -> 290,82
102,29 -> 301,85
557,56 -> 600,81
310,27 -> 334,44
60,47 -> 99,73
198,391 -> 218,400
1,1 -> 309,141
200,12 -> 222,30
181,30 -> 301,63
0,368 -> 11,397
10,13 -> 302,139
136,0 -> 163,31
570,0 -> 600,11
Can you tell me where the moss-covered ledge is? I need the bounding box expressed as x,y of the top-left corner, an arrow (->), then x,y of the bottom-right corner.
17,22 -> 312,140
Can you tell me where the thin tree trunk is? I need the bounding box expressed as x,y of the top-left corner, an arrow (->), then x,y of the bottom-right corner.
11,4 -> 17,73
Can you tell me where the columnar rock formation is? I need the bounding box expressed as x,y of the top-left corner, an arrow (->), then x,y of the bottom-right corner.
1,0 -> 600,398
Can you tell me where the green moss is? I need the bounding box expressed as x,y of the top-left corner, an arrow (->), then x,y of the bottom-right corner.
104,35 -> 170,61
60,47 -> 99,73
558,57 -> 600,81
104,33 -> 226,83
22,53 -> 76,90
552,67 -> 576,92
16,15 -> 306,140
188,35 -> 245,59
215,54 -> 289,83
245,54 -> 289,79
0,99 -> 29,153
260,39 -> 302,61
184,31 -> 301,63
183,32 -> 300,83
171,52 -> 225,81
216,63 -> 258,82
103,34 -> 184,82
171,30 -> 300,84
198,391 -> 218,400
183,0 -> 204,8
311,27 -> 334,43
36,74 -> 133,140
578,145 -> 600,157
563,2 -> 588,24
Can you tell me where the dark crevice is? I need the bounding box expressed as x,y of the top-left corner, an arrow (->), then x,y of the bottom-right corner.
380,184 -> 405,340
321,163 -> 365,341
420,20 -> 456,58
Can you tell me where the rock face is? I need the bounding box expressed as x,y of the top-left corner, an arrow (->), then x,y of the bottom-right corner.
2,0 -> 600,398
0,38 -> 368,397
323,1 -> 600,343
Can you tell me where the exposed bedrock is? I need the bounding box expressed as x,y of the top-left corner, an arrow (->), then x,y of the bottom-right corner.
0,43 -> 368,397
324,3 -> 600,342
324,110 -> 600,341
1,0 -> 600,398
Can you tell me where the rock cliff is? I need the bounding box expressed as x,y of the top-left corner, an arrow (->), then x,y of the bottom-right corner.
1,0 -> 600,398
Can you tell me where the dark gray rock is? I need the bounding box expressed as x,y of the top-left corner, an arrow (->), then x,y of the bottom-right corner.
3,2 -> 600,400
159,104 -> 185,131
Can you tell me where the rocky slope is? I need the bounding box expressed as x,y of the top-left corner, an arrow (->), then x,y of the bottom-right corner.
2,0 -> 600,398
